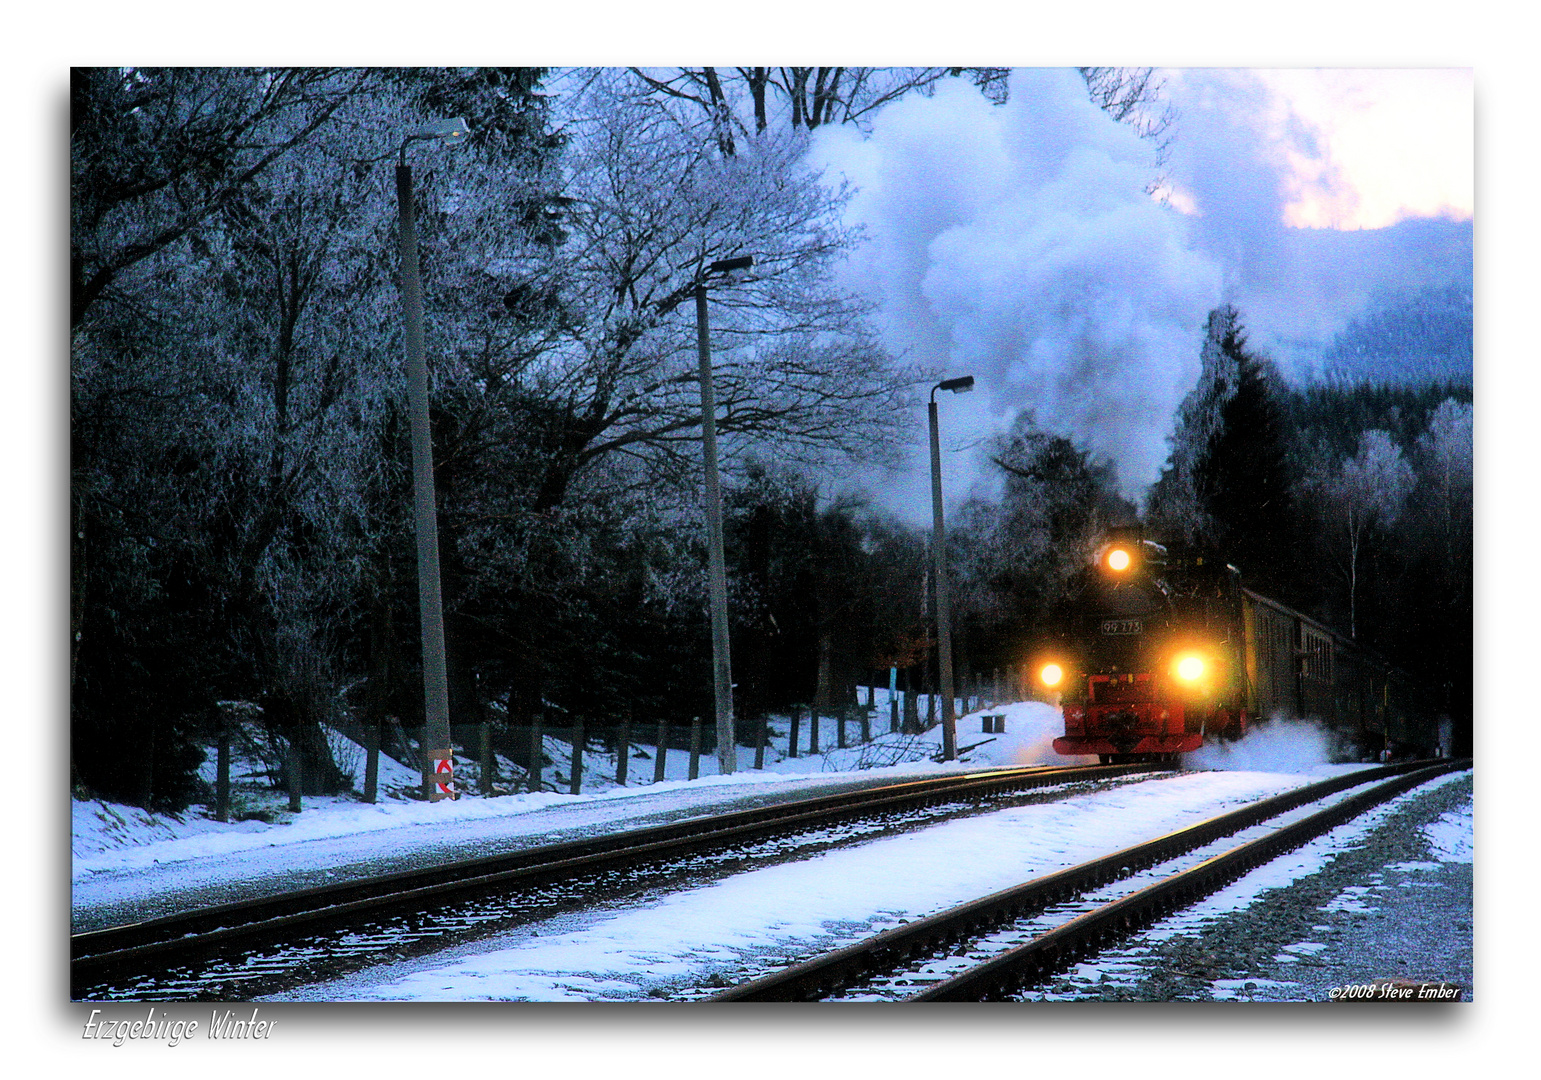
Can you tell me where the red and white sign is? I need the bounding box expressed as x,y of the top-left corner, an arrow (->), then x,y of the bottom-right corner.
434,757 -> 456,798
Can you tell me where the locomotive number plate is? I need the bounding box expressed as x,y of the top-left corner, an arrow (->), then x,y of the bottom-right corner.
1100,619 -> 1143,635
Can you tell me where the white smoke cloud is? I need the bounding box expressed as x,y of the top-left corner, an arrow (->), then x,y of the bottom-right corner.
811,70 -> 1223,503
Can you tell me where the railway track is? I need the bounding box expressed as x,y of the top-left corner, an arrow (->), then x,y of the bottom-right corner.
73,761 -> 1158,1000
713,759 -> 1470,1002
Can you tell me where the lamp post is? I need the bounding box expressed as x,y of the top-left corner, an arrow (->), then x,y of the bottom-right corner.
695,254 -> 753,776
929,374 -> 974,761
395,117 -> 469,801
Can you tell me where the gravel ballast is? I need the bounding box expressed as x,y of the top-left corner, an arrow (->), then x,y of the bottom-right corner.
1020,769 -> 1474,1002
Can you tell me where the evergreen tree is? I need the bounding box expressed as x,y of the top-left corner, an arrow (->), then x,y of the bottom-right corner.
1149,306 -> 1298,597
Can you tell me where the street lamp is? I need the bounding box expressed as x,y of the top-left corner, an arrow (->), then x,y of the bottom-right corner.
695,254 -> 753,776
929,374 -> 974,761
395,117 -> 469,801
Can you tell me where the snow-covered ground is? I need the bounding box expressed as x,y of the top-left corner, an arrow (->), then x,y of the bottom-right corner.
75,696 -> 1091,927
74,694 -> 1078,881
72,697 -> 1366,889
71,693 -> 1414,1004
288,765 -> 1373,1002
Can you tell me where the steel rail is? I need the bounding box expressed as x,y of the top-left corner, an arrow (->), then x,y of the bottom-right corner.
713,759 -> 1462,1002
912,759 -> 1470,1001
72,761 -> 1157,991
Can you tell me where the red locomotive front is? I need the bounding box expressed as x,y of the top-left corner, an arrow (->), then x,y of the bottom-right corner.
1038,529 -> 1249,763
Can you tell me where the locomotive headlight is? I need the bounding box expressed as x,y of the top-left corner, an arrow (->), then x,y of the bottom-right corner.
1040,663 -> 1064,687
1107,547 -> 1131,572
1174,654 -> 1206,683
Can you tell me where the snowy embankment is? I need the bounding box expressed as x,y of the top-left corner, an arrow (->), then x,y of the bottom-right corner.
71,695 -> 1367,913
72,695 -> 1075,878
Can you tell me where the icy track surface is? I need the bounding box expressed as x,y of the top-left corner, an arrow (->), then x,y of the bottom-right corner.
281,766 -> 1362,1002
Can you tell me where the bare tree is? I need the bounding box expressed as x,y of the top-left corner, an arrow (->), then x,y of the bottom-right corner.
1310,429 -> 1416,638
621,67 -> 994,147
615,67 -> 1172,166
1078,67 -> 1177,176
1416,398 -> 1473,566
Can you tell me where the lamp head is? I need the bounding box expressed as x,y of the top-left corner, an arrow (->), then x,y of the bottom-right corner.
936,375 -> 975,395
412,117 -> 471,142
707,255 -> 755,276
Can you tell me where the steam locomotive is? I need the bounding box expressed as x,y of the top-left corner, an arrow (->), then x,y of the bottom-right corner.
1034,527 -> 1436,763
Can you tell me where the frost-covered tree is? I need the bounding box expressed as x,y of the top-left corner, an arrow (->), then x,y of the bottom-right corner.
1309,429 -> 1416,639
70,67 -> 565,805
1404,398 -> 1473,743
1148,307 -> 1243,545
455,74 -> 918,516
71,67 -> 381,330
1417,398 -> 1474,554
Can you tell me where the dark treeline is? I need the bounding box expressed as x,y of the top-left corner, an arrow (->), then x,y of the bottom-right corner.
72,69 -> 1472,811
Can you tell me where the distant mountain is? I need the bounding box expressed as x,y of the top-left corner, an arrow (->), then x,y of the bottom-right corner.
1321,282 -> 1473,386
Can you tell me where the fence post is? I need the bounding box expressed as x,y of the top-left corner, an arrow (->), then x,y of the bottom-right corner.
570,717 -> 585,795
788,707 -> 800,759
215,711 -> 231,822
528,717 -> 543,793
654,719 -> 668,783
481,720 -> 495,796
860,704 -> 870,744
837,706 -> 846,749
754,714 -> 766,769
617,718 -> 631,785
809,705 -> 820,754
363,719 -> 380,805
993,668 -> 1001,708
287,740 -> 302,813
689,716 -> 702,780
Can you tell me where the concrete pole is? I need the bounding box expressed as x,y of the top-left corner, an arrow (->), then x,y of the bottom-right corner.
929,396 -> 958,761
695,285 -> 736,776
653,720 -> 669,783
215,715 -> 231,823
395,162 -> 454,801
